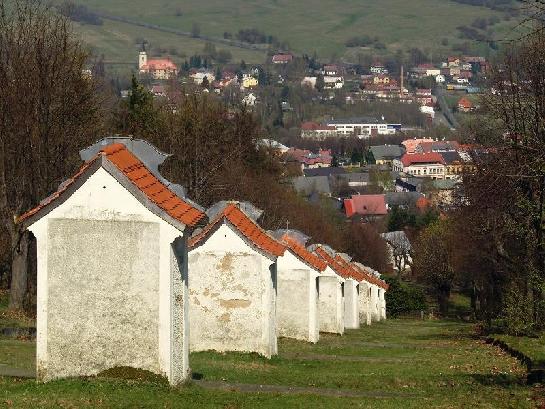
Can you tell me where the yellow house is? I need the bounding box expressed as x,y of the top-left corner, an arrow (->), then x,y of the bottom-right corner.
242,75 -> 259,89
373,74 -> 390,85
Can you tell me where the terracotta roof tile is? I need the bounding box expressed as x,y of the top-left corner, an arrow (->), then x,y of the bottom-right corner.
400,152 -> 445,167
189,203 -> 285,257
314,246 -> 389,289
18,143 -> 206,228
281,236 -> 327,272
314,247 -> 354,280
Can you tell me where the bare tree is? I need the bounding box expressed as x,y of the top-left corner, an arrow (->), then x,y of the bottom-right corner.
0,0 -> 103,310
381,231 -> 412,276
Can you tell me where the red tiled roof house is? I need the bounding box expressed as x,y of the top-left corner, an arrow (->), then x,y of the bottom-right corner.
344,194 -> 388,218
17,138 -> 206,385
188,201 -> 285,358
272,230 -> 327,343
393,153 -> 446,179
457,97 -> 474,113
139,51 -> 178,80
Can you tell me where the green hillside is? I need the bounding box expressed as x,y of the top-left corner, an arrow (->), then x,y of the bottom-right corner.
69,0 -> 519,68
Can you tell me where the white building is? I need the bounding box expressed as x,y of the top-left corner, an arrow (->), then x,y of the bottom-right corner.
393,153 -> 446,179
324,76 -> 344,89
188,202 -> 284,358
274,230 -> 327,343
18,138 -> 206,385
139,51 -> 178,80
190,70 -> 216,85
325,117 -> 396,138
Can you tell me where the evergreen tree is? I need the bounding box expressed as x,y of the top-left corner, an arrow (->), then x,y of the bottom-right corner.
316,74 -> 325,92
127,75 -> 156,135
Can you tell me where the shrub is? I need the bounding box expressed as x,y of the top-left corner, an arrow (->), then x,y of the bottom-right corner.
384,276 -> 427,317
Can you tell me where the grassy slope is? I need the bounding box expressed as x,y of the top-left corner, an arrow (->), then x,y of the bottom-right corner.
73,0 -> 510,62
74,18 -> 267,69
0,319 -> 533,408
493,333 -> 545,365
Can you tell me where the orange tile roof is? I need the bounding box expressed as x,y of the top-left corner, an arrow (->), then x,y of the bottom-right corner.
18,143 -> 206,227
189,203 -> 285,257
351,263 -> 389,290
281,235 -> 327,272
314,247 -> 355,280
314,246 -> 389,289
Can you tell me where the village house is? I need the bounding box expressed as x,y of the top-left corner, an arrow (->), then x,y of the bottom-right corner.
241,73 -> 258,89
242,92 -> 258,106
370,64 -> 388,74
401,138 -> 434,153
322,64 -> 342,76
439,151 -> 466,180
457,97 -> 475,113
272,53 -> 294,64
415,89 -> 433,106
373,74 -> 391,85
284,148 -> 332,169
139,51 -> 178,80
368,145 -> 405,165
324,76 -> 345,89
393,153 -> 446,179
190,69 -> 215,85
188,201 -> 284,358
301,76 -> 317,88
273,230 -> 327,343
344,194 -> 388,219
18,138 -> 207,385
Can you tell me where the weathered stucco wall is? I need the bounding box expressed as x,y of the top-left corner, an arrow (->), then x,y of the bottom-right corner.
29,168 -> 189,384
318,269 -> 344,334
189,224 -> 277,357
370,284 -> 381,322
344,279 -> 360,329
277,251 -> 319,343
358,281 -> 372,326
379,288 -> 387,320
45,218 -> 160,378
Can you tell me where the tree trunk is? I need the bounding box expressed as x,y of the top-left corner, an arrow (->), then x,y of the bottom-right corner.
437,287 -> 450,316
8,230 -> 29,311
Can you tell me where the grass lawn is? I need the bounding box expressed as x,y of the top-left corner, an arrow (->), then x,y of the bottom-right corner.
0,318 -> 538,408
72,0 -> 512,61
73,19 -> 267,78
492,333 -> 545,366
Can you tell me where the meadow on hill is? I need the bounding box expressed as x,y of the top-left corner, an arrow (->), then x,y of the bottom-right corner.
71,0 -> 518,64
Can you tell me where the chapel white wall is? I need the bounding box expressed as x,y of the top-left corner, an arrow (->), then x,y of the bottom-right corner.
276,251 -> 319,343
188,223 -> 277,357
29,168 -> 189,384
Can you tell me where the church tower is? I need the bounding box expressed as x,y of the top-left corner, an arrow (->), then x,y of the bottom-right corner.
138,51 -> 147,70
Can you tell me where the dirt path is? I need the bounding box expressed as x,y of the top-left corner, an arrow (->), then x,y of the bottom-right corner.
0,364 -> 35,379
194,379 -> 415,398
